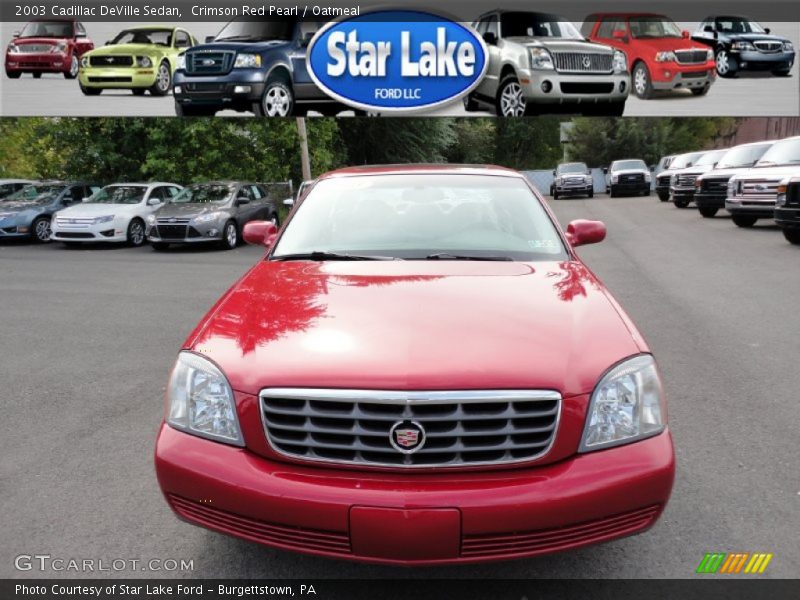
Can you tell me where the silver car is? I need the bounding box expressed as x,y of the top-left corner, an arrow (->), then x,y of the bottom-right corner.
465,11 -> 629,116
145,182 -> 280,251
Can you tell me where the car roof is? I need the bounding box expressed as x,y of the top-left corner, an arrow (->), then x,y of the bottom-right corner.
586,13 -> 667,19
105,182 -> 180,186
320,164 -> 523,180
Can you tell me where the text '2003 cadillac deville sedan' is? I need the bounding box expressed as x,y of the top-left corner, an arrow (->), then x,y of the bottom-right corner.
155,165 -> 675,565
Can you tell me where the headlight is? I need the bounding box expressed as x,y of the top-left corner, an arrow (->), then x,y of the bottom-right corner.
146,214 -> 157,225
579,354 -> 665,452
136,56 -> 152,68
234,53 -> 262,68
655,51 -> 676,62
177,54 -> 186,70
706,49 -> 714,61
166,351 -> 244,446
612,50 -> 627,73
776,183 -> 788,206
670,174 -> 677,185
732,41 -> 755,51
695,178 -> 703,189
8,43 -> 19,53
611,174 -> 619,183
645,173 -> 652,183
192,212 -> 223,225
81,55 -> 89,68
51,42 -> 67,54
784,41 -> 794,51
529,47 -> 554,70
93,215 -> 114,224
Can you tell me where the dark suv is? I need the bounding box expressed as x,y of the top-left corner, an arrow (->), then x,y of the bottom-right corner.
775,177 -> 800,245
692,16 -> 795,77
173,19 -> 345,117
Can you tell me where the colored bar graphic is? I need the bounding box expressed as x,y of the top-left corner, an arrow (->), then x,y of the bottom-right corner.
698,552 -> 773,574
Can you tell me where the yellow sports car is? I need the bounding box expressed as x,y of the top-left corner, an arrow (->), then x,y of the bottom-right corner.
78,26 -> 196,96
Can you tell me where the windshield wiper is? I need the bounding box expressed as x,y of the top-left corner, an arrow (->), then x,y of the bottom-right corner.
424,253 -> 514,261
272,251 -> 399,261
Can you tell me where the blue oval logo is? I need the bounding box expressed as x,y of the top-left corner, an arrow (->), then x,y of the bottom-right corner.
307,10 -> 488,112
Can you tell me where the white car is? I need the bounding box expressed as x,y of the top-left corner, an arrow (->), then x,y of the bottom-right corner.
726,136 -> 800,228
605,159 -> 652,197
51,182 -> 182,246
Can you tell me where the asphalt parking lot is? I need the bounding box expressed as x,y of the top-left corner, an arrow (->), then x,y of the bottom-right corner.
1,194 -> 798,579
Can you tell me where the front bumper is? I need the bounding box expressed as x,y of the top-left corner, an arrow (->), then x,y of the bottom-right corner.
79,66 -> 157,88
147,221 -> 224,244
725,198 -> 777,218
670,185 -> 695,201
775,206 -> 800,229
155,424 -> 675,565
519,69 -> 629,104
694,191 -> 726,210
651,65 -> 715,90
733,49 -> 795,71
611,182 -> 649,195
554,182 -> 593,195
174,68 -> 266,109
51,221 -> 127,243
5,52 -> 70,73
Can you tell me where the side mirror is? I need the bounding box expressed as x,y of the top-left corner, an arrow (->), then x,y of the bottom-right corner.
105,40 -> 112,46
235,196 -> 251,206
483,31 -> 497,46
82,197 -> 90,202
765,27 -> 771,34
649,164 -> 656,171
552,169 -> 557,176
565,220 -> 606,247
205,35 -> 216,43
612,30 -> 628,42
602,167 -> 608,175
703,25 -> 714,33
681,30 -> 690,39
243,221 -> 278,247
76,32 -> 86,38
12,31 -> 20,38
282,197 -> 295,207
147,198 -> 161,206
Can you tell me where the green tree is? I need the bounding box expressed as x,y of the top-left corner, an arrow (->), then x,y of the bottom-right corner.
493,118 -> 565,169
337,118 -> 457,164
445,119 -> 496,164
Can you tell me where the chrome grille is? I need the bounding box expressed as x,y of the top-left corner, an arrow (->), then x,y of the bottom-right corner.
700,177 -> 730,193
55,217 -> 94,226
675,50 -> 708,64
260,389 -> 560,468
156,217 -> 191,224
676,174 -> 698,187
736,179 -> 781,199
619,173 -> 645,184
754,41 -> 783,53
90,55 -> 133,67
552,52 -> 612,73
14,44 -> 54,53
186,50 -> 235,75
657,174 -> 672,186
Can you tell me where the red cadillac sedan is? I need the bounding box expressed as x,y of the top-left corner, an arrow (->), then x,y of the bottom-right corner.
154,165 -> 675,565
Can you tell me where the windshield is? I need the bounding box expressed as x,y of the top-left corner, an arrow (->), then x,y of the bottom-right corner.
87,186 -> 146,205
717,143 -> 772,169
272,174 -> 567,262
670,152 -> 704,169
611,160 -> 647,171
5,184 -> 65,202
630,17 -> 683,39
755,138 -> 800,167
111,29 -> 173,46
715,17 -> 766,34
18,21 -> 74,38
557,163 -> 589,174
694,150 -> 728,167
215,19 -> 297,42
169,184 -> 234,204
501,13 -> 583,39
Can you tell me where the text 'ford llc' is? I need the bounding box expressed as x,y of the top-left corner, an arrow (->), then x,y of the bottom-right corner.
326,28 -> 477,77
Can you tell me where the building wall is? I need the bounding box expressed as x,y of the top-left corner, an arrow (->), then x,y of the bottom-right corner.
718,117 -> 800,147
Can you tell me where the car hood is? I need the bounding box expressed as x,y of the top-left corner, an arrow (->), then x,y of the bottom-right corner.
507,37 -> 613,54
14,37 -> 64,46
726,32 -> 790,43
631,37 -> 708,52
187,260 -> 645,397
698,166 -> 754,179
731,165 -> 800,181
611,169 -> 649,176
88,43 -> 164,56
673,165 -> 714,176
58,203 -> 141,216
155,203 -> 230,217
0,200 -> 50,213
187,40 -> 292,54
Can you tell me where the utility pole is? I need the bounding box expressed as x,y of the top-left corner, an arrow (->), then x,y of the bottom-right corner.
296,117 -> 312,181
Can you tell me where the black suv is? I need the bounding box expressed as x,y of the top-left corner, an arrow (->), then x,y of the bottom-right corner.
173,18 -> 347,116
692,16 -> 795,77
775,177 -> 800,245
